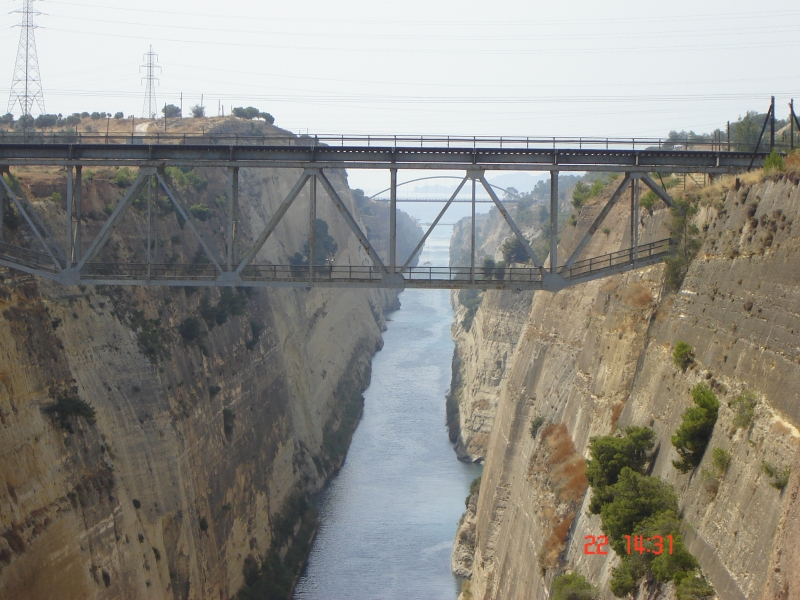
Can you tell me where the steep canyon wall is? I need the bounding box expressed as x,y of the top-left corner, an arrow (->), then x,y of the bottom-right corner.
452,173 -> 800,599
0,119 -> 422,600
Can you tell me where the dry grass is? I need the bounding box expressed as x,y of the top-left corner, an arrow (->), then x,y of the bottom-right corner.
538,424 -> 589,502
619,283 -> 653,308
611,401 -> 626,427
538,513 -> 575,570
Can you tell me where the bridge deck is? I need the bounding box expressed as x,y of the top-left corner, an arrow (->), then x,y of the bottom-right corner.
0,239 -> 672,291
0,141 -> 767,173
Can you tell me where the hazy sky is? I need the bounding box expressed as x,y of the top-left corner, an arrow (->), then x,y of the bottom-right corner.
1,0 -> 798,197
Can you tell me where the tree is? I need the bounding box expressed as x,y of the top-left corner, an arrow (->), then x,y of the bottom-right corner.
551,573 -> 599,600
672,341 -> 693,371
732,111 -> 765,151
501,236 -> 530,263
586,426 -> 655,513
14,114 -> 34,131
34,114 -> 58,129
671,384 -> 719,473
0,113 -> 13,124
162,104 -> 182,118
113,112 -> 125,119
232,106 -> 274,123
191,104 -> 206,118
599,468 -> 679,555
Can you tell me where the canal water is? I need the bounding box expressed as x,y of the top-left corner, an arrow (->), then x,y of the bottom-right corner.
294,225 -> 482,600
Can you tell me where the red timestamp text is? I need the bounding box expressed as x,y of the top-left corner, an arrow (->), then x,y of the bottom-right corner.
583,534 -> 674,555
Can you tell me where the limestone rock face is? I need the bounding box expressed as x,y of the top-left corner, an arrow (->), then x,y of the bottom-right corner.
449,290 -> 532,462
455,176 -> 800,600
0,120 -> 420,600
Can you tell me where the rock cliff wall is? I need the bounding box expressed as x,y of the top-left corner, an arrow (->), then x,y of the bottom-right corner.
0,119 -> 422,600
454,172 -> 800,600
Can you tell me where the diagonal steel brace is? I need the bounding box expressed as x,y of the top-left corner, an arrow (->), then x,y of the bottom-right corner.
480,175 -> 542,269
640,174 -> 675,209
402,176 -> 469,271
563,173 -> 632,272
236,170 -> 311,274
317,169 -> 387,273
156,173 -> 224,274
0,176 -> 64,271
76,171 -> 151,269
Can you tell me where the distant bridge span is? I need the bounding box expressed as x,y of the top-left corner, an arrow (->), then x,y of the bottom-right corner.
0,134 -> 770,292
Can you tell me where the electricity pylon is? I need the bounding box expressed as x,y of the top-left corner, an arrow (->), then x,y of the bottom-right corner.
140,46 -> 161,119
7,0 -> 46,116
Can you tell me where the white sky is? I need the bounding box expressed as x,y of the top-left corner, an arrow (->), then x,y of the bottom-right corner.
1,0 -> 798,198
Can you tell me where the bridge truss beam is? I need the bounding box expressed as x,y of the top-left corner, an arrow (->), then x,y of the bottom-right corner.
0,140 -> 734,291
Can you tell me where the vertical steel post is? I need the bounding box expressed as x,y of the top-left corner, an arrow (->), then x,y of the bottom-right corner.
153,174 -> 159,264
631,177 -> 639,263
146,171 -> 152,280
227,167 -> 239,271
66,166 -> 74,268
309,174 -> 316,283
74,166 -> 81,262
389,168 -> 397,274
770,96 -> 775,151
470,177 -> 476,284
0,177 -> 4,243
550,170 -> 558,273
727,121 -> 730,151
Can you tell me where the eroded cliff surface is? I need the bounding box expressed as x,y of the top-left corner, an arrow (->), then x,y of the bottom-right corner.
456,173 -> 800,600
0,119 -> 421,600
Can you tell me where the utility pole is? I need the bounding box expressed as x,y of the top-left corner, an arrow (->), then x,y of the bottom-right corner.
8,0 -> 46,116
140,45 -> 160,119
180,92 -> 183,117
770,95 -> 775,151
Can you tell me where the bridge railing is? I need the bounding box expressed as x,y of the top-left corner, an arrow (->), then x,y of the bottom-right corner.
558,238 -> 674,279
0,241 -> 59,274
0,130 -> 790,153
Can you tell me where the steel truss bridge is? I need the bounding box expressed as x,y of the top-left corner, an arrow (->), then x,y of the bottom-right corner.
0,134 -> 770,292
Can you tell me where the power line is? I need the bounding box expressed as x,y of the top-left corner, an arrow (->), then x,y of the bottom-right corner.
7,0 -> 45,116
140,45 -> 160,119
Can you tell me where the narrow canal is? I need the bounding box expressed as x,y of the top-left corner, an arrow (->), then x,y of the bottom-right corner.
294,226 -> 481,600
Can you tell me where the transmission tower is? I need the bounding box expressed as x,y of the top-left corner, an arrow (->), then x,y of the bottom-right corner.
7,0 -> 46,116
140,46 -> 161,119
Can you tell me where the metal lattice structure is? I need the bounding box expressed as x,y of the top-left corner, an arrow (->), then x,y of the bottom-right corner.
7,0 -> 45,116
0,135 -> 770,292
140,46 -> 160,120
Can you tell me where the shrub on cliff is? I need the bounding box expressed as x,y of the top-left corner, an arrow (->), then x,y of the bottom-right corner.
761,461 -> 791,490
730,390 -> 757,432
671,384 -> 719,473
599,468 -> 679,555
529,416 -> 546,438
43,388 -> 96,432
586,426 -> 655,514
552,573 -> 599,600
763,150 -> 785,173
672,341 -> 693,371
501,236 -> 529,264
178,317 -> 203,342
